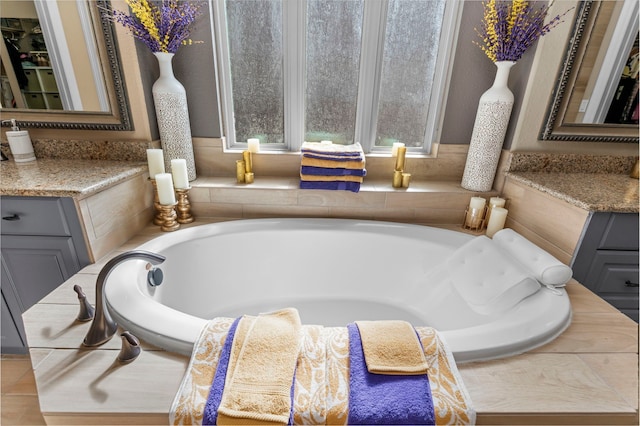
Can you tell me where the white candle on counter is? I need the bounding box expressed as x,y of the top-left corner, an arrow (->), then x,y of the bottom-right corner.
247,138 -> 261,153
171,159 -> 189,189
468,196 -> 486,211
486,207 -> 508,238
489,196 -> 506,208
391,142 -> 405,157
146,149 -> 164,178
155,173 -> 176,205
486,196 -> 506,224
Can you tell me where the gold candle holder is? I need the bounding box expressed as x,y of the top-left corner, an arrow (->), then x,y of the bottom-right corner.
242,150 -> 253,173
395,146 -> 406,171
392,170 -> 403,188
245,172 -> 255,184
157,203 -> 180,232
462,207 -> 487,232
150,179 -> 164,226
175,187 -> 195,224
401,172 -> 411,188
236,160 -> 246,183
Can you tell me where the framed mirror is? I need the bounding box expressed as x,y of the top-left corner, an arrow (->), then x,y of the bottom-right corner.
541,0 -> 638,143
0,0 -> 132,130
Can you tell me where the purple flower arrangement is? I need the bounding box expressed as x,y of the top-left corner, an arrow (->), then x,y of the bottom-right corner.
475,0 -> 572,62
105,0 -> 203,54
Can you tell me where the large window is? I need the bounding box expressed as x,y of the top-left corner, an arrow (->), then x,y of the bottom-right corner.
214,0 -> 461,154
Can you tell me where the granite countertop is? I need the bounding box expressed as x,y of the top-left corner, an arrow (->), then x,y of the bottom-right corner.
507,172 -> 639,213
0,159 -> 148,199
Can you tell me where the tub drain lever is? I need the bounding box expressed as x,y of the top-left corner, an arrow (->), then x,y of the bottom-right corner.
73,285 -> 95,322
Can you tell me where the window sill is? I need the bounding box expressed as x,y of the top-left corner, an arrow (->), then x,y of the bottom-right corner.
188,176 -> 498,225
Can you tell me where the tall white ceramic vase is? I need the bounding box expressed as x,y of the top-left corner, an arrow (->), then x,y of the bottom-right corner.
461,61 -> 515,192
152,52 -> 196,181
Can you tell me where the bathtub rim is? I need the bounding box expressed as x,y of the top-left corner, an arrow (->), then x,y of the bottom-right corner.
104,218 -> 573,362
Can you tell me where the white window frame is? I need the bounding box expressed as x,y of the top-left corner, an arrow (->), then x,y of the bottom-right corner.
213,0 -> 462,154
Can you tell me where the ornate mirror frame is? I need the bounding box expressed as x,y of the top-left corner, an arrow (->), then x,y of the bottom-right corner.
540,0 -> 638,143
1,0 -> 132,131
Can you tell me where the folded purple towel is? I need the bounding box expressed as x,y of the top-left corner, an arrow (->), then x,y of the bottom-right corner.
203,317 -> 240,425
203,317 -> 296,425
300,166 -> 366,177
299,180 -> 361,192
347,323 -> 435,425
302,152 -> 364,162
301,148 -> 363,158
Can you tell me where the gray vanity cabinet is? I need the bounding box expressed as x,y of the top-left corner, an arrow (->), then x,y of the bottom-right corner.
572,212 -> 639,322
0,196 -> 90,353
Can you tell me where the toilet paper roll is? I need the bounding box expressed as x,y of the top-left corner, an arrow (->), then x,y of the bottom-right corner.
6,130 -> 36,163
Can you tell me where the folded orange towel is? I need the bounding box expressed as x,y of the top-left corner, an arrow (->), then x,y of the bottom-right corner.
355,320 -> 429,375
217,308 -> 301,425
300,156 -> 366,170
299,173 -> 364,183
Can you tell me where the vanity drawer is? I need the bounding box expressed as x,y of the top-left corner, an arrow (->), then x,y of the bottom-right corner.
0,197 -> 72,237
584,251 -> 639,296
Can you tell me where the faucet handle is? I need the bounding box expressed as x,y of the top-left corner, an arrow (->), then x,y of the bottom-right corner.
73,285 -> 95,322
118,331 -> 141,364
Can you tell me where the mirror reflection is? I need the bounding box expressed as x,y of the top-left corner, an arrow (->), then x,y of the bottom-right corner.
541,0 -> 638,143
563,0 -> 638,125
1,0 -> 109,112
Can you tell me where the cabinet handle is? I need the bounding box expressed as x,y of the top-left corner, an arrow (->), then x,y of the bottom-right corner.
624,280 -> 639,288
2,214 -> 20,221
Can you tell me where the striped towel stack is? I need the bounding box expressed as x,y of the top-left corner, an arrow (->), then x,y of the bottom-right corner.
299,142 -> 366,193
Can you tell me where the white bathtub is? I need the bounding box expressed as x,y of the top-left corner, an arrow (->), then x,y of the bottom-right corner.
105,218 -> 571,363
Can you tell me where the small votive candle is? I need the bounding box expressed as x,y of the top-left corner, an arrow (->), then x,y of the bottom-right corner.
247,138 -> 260,153
391,142 -> 405,157
320,140 -> 333,145
486,207 -> 508,238
155,173 -> 176,205
245,172 -> 255,184
170,159 -> 189,189
146,149 -> 164,178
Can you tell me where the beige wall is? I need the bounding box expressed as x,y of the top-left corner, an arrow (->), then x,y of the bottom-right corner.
7,0 -> 638,162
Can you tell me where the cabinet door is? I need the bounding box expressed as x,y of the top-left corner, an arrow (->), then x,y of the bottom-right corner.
1,290 -> 26,354
1,235 -> 80,312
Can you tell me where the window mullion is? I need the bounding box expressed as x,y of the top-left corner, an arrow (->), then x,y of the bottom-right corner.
283,0 -> 306,152
355,0 -> 388,152
212,0 -> 237,148
422,0 -> 463,153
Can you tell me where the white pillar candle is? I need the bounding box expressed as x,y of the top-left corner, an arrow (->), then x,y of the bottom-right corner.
155,173 -> 176,205
247,138 -> 260,153
171,159 -> 189,189
391,142 -> 405,157
146,149 -> 164,178
468,196 -> 486,211
486,207 -> 508,238
489,196 -> 506,208
486,196 -> 506,224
